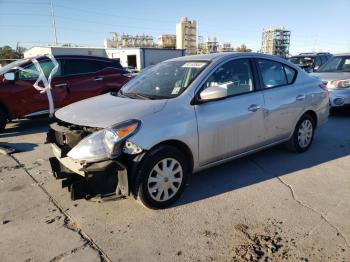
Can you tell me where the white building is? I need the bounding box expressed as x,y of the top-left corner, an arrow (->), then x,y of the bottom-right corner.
176,17 -> 197,55
24,46 -> 107,58
105,47 -> 185,71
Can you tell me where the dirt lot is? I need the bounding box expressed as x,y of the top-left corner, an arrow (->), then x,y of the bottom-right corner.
0,110 -> 349,262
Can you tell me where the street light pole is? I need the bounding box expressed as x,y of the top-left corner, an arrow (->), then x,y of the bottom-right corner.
50,0 -> 58,45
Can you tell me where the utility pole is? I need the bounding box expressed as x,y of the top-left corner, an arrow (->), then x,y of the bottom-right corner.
50,0 -> 58,45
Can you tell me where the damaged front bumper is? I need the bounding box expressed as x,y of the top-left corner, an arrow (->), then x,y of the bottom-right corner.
47,121 -> 130,201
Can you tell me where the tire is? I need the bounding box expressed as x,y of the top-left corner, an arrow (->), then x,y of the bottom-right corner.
286,114 -> 315,153
134,145 -> 189,209
0,108 -> 7,133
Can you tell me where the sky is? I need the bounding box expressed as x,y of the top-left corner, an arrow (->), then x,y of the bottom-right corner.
0,0 -> 349,55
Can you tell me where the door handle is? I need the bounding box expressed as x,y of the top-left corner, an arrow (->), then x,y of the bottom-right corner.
94,77 -> 103,81
55,83 -> 67,88
248,104 -> 261,112
296,94 -> 306,101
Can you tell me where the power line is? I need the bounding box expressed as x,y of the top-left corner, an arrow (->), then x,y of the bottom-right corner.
55,15 -> 171,31
54,4 -> 176,24
0,0 -> 49,4
0,13 -> 51,16
0,24 -> 50,28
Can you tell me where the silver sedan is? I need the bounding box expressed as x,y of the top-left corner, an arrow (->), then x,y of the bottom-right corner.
48,52 -> 329,209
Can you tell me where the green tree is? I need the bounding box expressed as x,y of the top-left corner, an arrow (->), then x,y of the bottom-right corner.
0,45 -> 26,66
235,44 -> 252,52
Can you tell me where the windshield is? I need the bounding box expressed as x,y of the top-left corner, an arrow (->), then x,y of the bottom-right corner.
120,61 -> 208,99
0,58 -> 29,75
318,56 -> 350,72
290,56 -> 315,67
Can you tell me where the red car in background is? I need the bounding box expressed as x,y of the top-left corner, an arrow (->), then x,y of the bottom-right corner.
0,55 -> 131,131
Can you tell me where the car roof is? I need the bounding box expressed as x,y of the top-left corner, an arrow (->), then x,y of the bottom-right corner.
31,55 -> 114,61
167,52 -> 290,63
333,53 -> 350,57
292,53 -> 331,58
292,54 -> 317,58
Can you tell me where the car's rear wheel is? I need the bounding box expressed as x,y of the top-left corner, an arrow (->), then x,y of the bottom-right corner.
0,108 -> 7,133
287,114 -> 315,153
135,145 -> 189,209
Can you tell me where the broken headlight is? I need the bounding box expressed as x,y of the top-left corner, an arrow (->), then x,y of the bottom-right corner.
67,120 -> 141,163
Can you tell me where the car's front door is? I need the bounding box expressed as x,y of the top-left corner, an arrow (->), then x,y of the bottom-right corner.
195,58 -> 265,166
10,59 -> 67,117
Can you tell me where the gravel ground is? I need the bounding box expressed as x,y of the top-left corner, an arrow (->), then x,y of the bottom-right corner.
0,110 -> 349,262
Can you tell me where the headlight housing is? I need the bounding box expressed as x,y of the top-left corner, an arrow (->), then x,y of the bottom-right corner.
67,120 -> 141,163
327,79 -> 350,89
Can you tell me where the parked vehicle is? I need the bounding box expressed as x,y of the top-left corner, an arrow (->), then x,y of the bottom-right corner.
0,55 -> 131,131
311,53 -> 350,108
48,52 -> 329,209
289,52 -> 332,72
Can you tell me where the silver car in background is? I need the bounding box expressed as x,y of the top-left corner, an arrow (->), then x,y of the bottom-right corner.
311,53 -> 350,108
47,52 -> 329,209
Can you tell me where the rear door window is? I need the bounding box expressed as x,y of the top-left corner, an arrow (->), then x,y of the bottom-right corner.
110,60 -> 123,70
257,60 -> 287,88
63,59 -> 108,76
283,65 -> 296,84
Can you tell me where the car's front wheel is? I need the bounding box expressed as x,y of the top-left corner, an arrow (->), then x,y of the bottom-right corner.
287,114 -> 315,153
135,145 -> 189,209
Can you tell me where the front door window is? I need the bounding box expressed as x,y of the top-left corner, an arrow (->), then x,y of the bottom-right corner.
202,58 -> 255,96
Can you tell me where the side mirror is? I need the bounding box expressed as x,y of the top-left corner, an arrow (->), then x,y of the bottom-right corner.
314,66 -> 320,72
4,72 -> 15,81
199,86 -> 227,102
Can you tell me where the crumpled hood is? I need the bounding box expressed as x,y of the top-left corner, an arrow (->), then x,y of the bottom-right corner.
311,72 -> 350,82
55,93 -> 167,128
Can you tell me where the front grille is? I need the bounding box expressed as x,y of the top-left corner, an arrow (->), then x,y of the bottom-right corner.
47,120 -> 100,157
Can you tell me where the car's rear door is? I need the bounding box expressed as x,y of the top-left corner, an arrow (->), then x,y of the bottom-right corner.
255,59 -> 305,144
195,58 -> 266,166
61,58 -> 120,106
98,60 -> 130,92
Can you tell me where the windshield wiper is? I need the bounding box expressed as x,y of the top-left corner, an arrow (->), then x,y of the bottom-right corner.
122,92 -> 152,100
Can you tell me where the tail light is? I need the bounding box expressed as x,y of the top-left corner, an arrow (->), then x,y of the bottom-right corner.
319,83 -> 328,91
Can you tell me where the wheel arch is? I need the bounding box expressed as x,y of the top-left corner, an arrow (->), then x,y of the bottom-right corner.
287,109 -> 318,140
0,101 -> 11,120
148,139 -> 194,173
303,110 -> 318,127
